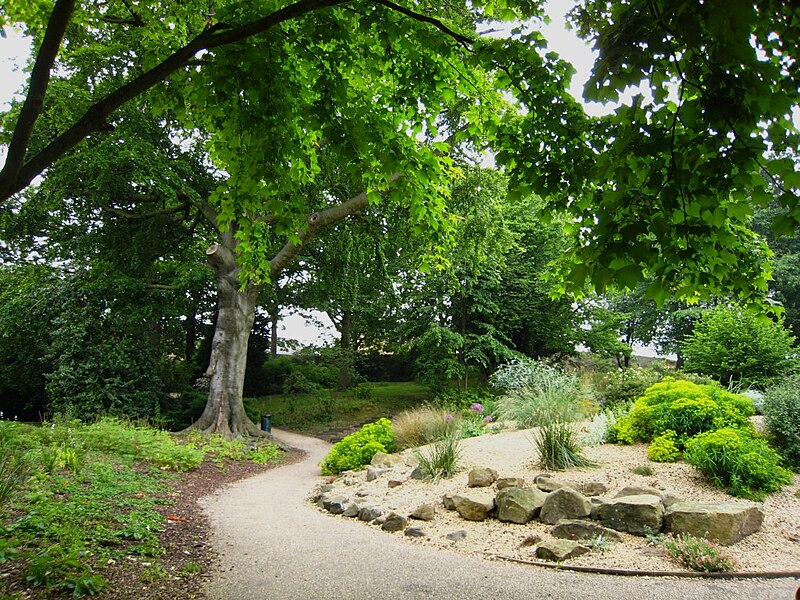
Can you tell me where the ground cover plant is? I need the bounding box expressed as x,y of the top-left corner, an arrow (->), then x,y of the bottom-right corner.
0,418 -> 283,598
320,418 -> 395,475
655,533 -> 736,573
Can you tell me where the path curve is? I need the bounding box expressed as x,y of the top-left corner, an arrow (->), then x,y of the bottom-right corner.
201,429 -> 798,600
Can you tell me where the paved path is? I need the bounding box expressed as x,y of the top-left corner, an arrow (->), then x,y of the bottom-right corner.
201,429 -> 799,600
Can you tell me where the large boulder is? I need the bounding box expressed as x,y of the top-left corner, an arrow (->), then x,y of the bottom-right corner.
468,467 -> 499,487
495,487 -> 548,524
496,477 -> 526,490
539,488 -> 592,525
581,482 -> 608,497
664,502 -> 764,545
370,452 -> 407,467
452,492 -> 495,521
594,494 -> 664,536
551,519 -> 622,542
534,539 -> 591,561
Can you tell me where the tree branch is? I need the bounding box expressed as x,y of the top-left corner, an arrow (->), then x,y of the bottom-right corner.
269,173 -> 401,279
0,0 -> 348,202
373,0 -> 474,49
0,0 -> 76,185
104,200 -> 189,220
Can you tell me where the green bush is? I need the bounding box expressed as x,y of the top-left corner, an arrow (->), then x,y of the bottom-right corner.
684,427 -> 792,500
680,305 -> 797,386
594,367 -> 663,408
763,380 -> 800,470
610,378 -> 754,445
320,418 -> 395,475
647,430 -> 681,462
534,421 -> 595,470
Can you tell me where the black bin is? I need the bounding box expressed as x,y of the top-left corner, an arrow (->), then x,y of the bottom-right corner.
260,413 -> 272,433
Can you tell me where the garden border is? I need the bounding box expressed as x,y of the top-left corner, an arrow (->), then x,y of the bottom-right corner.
489,554 -> 800,580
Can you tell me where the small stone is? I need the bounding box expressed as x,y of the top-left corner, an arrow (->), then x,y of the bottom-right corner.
366,466 -> 388,482
381,512 -> 407,532
323,496 -> 348,515
581,482 -> 608,497
388,480 -> 404,489
343,502 -> 360,518
404,526 -> 427,538
356,489 -> 370,498
536,477 -> 575,493
358,506 -> 383,522
445,530 -> 468,542
319,484 -> 334,493
343,477 -> 358,486
442,494 -> 457,510
468,467 -> 499,487
496,477 -> 526,490
410,466 -> 427,480
535,539 -> 591,561
411,503 -> 436,521
520,534 -> 542,547
452,492 -> 495,521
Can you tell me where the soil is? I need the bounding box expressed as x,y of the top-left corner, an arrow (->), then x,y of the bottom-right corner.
316,426 -> 800,574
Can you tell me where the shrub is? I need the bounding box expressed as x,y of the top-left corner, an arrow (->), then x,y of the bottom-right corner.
661,533 -> 736,572
533,421 -> 595,470
680,305 -> 797,386
594,367 -> 663,408
392,406 -> 462,449
762,380 -> 800,470
492,359 -> 585,428
610,378 -> 754,445
412,433 -> 462,481
684,427 -> 792,500
582,403 -> 631,446
647,430 -> 681,462
320,418 -> 395,475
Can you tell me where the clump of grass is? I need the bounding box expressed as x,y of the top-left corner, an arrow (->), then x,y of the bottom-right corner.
661,533 -> 736,572
631,464 -> 654,476
393,406 -> 461,449
585,532 -> 614,553
0,448 -> 29,504
533,421 -> 595,470
412,434 -> 462,481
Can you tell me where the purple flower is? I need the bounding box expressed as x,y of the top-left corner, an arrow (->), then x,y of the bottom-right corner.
484,415 -> 494,423
469,402 -> 484,414
444,414 -> 454,422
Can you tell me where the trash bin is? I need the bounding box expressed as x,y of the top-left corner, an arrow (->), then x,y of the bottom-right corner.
260,413 -> 272,433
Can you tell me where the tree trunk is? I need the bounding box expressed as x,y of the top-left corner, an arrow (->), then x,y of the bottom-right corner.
337,309 -> 353,390
270,303 -> 279,359
185,241 -> 265,438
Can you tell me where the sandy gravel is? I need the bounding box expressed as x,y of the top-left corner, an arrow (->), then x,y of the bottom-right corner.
319,427 -> 800,573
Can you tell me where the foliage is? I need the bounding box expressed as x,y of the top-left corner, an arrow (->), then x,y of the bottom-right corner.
684,428 -> 793,500
592,367 -> 663,408
320,418 -> 395,475
631,465 -> 654,476
584,533 -> 615,553
392,406 -> 462,450
412,434 -> 462,482
647,430 -> 681,463
661,533 -> 736,573
762,380 -> 800,471
492,359 -> 586,428
680,306 -> 797,386
581,403 -> 630,447
0,445 -> 29,505
610,378 -> 754,445
533,421 -> 595,470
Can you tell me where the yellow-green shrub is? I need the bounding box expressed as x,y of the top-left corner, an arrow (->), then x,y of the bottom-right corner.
320,418 -> 395,475
647,430 -> 680,462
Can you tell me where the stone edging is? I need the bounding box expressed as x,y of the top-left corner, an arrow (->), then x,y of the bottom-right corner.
489,553 -> 800,580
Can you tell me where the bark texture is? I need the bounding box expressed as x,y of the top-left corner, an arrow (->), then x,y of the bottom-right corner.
189,240 -> 264,438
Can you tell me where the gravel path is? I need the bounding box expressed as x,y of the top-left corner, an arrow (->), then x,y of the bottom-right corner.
201,429 -> 799,600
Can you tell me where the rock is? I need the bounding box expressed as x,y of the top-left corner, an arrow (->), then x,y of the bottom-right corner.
355,489 -> 370,498
403,454 -> 420,467
452,492 -> 495,521
534,473 -> 554,483
366,466 -> 388,482
442,494 -> 457,510
468,467 -> 499,487
551,519 -> 622,542
445,530 -> 468,542
358,506 -> 383,522
343,476 -> 358,486
404,526 -> 427,538
496,477 -> 526,490
388,480 -> 404,489
322,496 -> 349,515
495,487 -> 548,524
661,492 -> 683,509
595,494 -> 664,536
581,482 -> 608,497
381,512 -> 407,532
664,502 -> 764,545
534,539 -> 591,561
409,466 -> 427,480
319,484 -> 334,493
589,497 -> 610,520
539,488 -> 592,525
411,503 -> 436,521
343,502 -> 361,518
536,477 -> 574,493
614,485 -> 665,501
371,452 -> 406,467
520,534 -> 542,547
